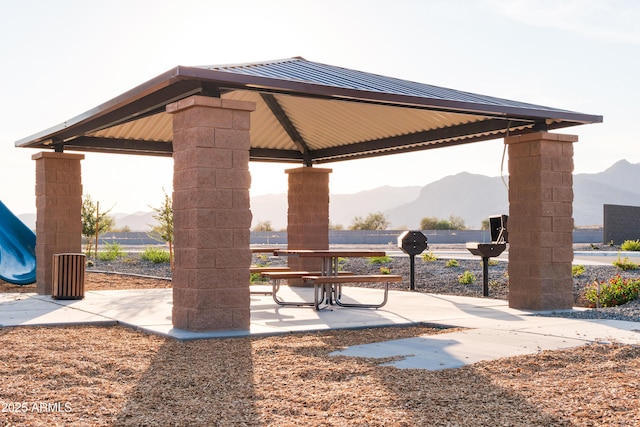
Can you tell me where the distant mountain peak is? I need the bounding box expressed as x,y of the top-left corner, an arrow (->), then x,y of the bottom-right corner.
604,159 -> 633,172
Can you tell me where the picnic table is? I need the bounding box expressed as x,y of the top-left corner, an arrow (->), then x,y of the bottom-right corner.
269,249 -> 401,310
273,249 -> 386,276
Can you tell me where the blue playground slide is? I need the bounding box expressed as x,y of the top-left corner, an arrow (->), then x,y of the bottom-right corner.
0,200 -> 36,285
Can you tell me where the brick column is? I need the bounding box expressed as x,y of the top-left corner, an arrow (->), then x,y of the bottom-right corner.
505,132 -> 577,310
32,152 -> 84,295
167,96 -> 255,331
286,167 -> 332,271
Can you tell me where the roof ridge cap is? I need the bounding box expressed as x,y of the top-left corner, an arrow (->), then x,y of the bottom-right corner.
195,56 -> 305,71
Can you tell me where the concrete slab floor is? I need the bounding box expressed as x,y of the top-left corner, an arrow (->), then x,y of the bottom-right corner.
0,287 -> 638,370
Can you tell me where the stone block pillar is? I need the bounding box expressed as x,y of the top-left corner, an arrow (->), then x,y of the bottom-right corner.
286,167 -> 332,271
32,152 -> 84,295
505,132 -> 577,310
167,96 -> 255,331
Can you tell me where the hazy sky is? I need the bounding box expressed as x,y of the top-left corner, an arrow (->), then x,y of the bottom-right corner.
1,0 -> 638,215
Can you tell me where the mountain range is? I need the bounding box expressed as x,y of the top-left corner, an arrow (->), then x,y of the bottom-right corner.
250,159 -> 640,230
15,159 -> 640,231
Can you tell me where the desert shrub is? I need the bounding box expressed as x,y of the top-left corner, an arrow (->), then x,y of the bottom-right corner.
250,253 -> 270,283
458,270 -> 476,284
420,215 -> 466,230
253,253 -> 269,266
97,242 -> 125,261
369,256 -> 391,265
613,256 -> 639,271
82,194 -> 114,257
488,259 -> 499,267
422,252 -> 437,262
141,247 -> 171,264
445,259 -> 459,268
379,267 -> 391,275
349,212 -> 390,230
585,275 -> 640,307
572,265 -> 586,277
621,240 -> 640,251
253,220 -> 273,232
250,273 -> 266,284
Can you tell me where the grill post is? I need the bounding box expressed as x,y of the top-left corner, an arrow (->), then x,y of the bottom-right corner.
52,253 -> 86,300
481,256 -> 490,297
397,231 -> 428,291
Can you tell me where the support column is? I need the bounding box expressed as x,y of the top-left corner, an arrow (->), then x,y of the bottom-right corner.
32,152 -> 84,295
286,167 -> 332,271
167,96 -> 255,331
505,132 -> 577,310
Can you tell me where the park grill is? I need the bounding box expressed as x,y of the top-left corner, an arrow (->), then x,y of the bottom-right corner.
466,215 -> 508,297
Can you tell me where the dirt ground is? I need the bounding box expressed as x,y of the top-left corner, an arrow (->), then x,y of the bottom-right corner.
0,272 -> 171,294
1,273 -> 639,426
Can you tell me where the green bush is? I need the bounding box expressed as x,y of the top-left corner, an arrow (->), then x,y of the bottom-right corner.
422,252 -> 437,262
97,242 -> 125,261
369,255 -> 391,265
585,275 -> 640,307
445,259 -> 459,268
458,270 -> 476,284
253,253 -> 270,267
613,256 -> 639,271
250,273 -> 267,284
420,215 -> 466,230
141,247 -> 171,264
621,240 -> 640,251
572,265 -> 586,277
379,267 -> 391,275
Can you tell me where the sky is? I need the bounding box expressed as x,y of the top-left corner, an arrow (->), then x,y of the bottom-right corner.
1,0 -> 639,216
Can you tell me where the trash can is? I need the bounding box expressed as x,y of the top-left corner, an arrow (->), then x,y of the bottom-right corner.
52,253 -> 86,300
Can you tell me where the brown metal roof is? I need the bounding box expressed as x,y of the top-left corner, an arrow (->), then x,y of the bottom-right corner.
16,57 -> 602,165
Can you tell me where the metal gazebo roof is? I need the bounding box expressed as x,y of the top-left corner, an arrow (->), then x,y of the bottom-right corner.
16,57 -> 602,165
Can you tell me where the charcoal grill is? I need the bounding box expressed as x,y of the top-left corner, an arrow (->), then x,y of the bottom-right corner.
466,215 -> 508,297
397,230 -> 428,290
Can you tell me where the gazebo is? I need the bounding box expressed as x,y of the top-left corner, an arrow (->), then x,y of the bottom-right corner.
16,57 -> 602,331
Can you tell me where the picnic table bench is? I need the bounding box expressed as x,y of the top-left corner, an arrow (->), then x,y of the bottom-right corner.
249,266 -> 290,295
262,270 -> 353,309
263,270 -> 401,311
249,266 -> 290,274
303,274 -> 402,309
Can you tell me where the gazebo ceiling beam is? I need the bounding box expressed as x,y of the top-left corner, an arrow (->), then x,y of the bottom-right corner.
63,136 -> 173,156
308,118 -> 533,163
260,93 -> 313,166
58,117 -> 583,162
249,148 -> 306,163
307,119 -> 584,164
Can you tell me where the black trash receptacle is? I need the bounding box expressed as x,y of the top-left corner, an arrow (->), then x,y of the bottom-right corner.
52,253 -> 86,300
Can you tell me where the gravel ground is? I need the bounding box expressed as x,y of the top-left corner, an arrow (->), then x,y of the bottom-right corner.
2,325 -> 638,426
81,248 -> 640,323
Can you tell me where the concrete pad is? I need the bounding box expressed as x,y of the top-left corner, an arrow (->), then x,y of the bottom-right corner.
514,318 -> 640,345
331,329 -> 587,370
0,286 -> 638,372
0,293 -> 115,327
